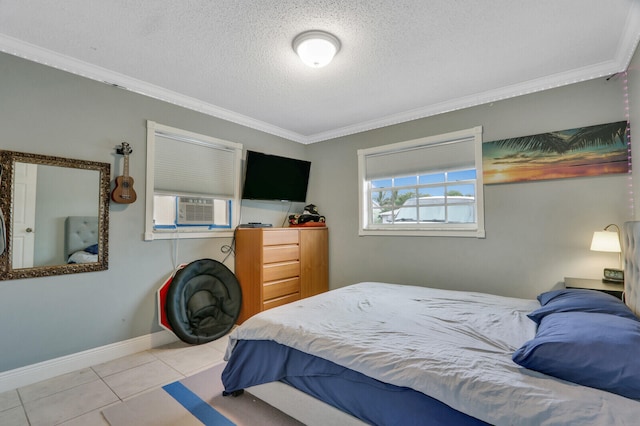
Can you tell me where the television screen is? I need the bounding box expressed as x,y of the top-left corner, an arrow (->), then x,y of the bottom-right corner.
242,151 -> 311,202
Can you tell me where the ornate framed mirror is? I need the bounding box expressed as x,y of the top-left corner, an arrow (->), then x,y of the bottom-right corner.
0,150 -> 110,280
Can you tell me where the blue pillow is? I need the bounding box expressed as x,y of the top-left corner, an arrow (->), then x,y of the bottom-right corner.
84,244 -> 99,255
513,312 -> 640,399
528,289 -> 637,324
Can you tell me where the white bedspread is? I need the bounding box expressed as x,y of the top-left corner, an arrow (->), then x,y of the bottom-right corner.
226,282 -> 640,425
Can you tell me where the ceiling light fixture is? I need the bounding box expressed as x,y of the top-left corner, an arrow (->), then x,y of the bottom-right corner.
292,30 -> 341,68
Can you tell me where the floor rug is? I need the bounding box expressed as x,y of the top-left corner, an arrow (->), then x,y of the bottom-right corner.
102,362 -> 303,426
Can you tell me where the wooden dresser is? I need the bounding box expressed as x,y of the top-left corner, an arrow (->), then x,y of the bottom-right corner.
234,227 -> 328,324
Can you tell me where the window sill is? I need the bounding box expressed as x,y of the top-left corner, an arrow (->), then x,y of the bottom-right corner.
145,229 -> 235,241
359,228 -> 485,238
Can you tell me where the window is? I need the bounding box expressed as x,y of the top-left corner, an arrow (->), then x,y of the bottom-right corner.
358,126 -> 485,237
145,121 -> 243,240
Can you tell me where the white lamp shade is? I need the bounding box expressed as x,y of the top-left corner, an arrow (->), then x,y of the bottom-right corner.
590,231 -> 622,253
293,31 -> 340,68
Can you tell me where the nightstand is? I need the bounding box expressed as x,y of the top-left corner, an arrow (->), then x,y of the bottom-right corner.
564,277 -> 624,300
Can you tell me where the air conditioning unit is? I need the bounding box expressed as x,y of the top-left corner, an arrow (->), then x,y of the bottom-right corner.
176,197 -> 215,225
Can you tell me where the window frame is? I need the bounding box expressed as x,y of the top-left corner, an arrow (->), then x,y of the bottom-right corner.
144,121 -> 243,241
357,126 -> 485,238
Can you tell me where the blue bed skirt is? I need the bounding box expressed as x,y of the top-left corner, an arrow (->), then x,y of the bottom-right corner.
222,339 -> 487,426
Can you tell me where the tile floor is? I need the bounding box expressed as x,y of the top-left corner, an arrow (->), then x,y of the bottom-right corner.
0,335 -> 230,426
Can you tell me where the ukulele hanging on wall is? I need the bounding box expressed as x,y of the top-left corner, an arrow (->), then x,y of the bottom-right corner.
111,142 -> 137,204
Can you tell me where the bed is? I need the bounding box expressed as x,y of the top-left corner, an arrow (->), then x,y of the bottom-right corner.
64,216 -> 99,264
222,222 -> 640,425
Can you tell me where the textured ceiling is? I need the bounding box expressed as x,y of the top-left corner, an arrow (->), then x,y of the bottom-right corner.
1,1 -> 639,144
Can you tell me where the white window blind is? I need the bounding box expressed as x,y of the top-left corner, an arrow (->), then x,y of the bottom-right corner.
364,138 -> 475,180
154,133 -> 236,197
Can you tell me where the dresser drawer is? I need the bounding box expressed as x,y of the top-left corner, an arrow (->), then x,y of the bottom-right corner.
263,261 -> 300,282
263,230 -> 299,246
263,244 -> 299,264
263,292 -> 300,311
263,277 -> 300,301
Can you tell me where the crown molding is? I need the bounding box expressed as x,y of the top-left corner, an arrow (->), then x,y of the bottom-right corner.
2,17 -> 639,146
0,34 -> 308,144
304,4 -> 640,144
304,58 -> 632,144
616,0 -> 640,69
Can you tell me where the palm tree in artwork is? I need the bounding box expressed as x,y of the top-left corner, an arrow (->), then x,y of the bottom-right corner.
492,121 -> 627,154
567,121 -> 627,151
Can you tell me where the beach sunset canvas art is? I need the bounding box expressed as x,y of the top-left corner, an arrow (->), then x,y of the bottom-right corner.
482,121 -> 629,184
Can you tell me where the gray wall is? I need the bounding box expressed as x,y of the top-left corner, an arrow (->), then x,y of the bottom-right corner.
307,74 -> 634,299
0,52 -> 307,372
1,42 -> 638,372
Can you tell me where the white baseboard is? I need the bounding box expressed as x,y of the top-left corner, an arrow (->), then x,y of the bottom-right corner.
0,330 -> 179,393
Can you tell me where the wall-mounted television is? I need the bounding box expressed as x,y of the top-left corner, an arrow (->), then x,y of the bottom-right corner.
241,150 -> 311,202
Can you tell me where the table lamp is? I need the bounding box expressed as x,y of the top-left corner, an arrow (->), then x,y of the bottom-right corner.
590,224 -> 623,283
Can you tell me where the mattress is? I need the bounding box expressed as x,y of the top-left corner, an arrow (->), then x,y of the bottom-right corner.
223,282 -> 640,425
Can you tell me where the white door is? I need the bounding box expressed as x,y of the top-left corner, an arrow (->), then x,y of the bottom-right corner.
12,162 -> 37,268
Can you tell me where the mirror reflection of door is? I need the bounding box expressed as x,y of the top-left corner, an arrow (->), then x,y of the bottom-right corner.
12,162 -> 37,268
